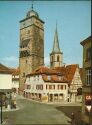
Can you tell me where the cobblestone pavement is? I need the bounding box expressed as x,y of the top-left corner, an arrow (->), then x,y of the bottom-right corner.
2,96 -> 71,125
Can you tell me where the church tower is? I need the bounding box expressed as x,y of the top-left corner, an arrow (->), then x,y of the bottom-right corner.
19,6 -> 44,90
50,24 -> 63,68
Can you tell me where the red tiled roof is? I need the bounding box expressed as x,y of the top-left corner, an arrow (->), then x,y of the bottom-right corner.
52,64 -> 79,83
27,66 -> 59,76
0,63 -> 13,74
65,64 -> 78,83
42,74 -> 68,83
26,64 -> 80,84
52,66 -> 66,75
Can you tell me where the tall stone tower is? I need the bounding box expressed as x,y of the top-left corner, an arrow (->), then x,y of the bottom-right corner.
50,24 -> 63,68
19,7 -> 44,90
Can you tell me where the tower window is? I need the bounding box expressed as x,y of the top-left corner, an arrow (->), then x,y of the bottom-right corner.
23,73 -> 25,77
57,55 -> 60,62
27,30 -> 30,34
51,56 -> 53,62
48,76 -> 51,80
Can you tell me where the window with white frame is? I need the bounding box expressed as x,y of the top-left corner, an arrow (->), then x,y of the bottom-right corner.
58,76 -> 61,81
48,76 -> 51,80
37,75 -> 39,81
86,69 -> 92,85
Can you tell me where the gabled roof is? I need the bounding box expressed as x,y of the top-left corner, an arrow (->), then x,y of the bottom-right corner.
52,64 -> 79,83
27,66 -> 60,76
65,64 -> 79,83
0,63 -> 13,74
26,64 -> 81,84
80,36 -> 92,46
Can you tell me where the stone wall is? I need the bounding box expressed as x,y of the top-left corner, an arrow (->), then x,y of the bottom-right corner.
19,16 -> 44,91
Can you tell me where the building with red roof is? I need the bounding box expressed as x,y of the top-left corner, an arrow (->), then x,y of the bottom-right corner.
24,64 -> 82,103
24,66 -> 68,102
0,63 -> 13,91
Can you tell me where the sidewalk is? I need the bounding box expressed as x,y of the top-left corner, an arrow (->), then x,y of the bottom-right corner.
46,101 -> 82,106
17,95 -> 82,107
0,106 -> 19,112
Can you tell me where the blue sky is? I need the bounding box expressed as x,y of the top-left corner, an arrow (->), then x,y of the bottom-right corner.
0,1 -> 91,68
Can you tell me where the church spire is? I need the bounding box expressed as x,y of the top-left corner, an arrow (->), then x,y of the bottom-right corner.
50,22 -> 63,68
52,22 -> 61,53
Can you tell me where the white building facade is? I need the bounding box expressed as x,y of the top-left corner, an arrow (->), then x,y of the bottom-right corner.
12,68 -> 19,93
0,64 -> 13,91
0,74 -> 12,90
24,67 -> 68,102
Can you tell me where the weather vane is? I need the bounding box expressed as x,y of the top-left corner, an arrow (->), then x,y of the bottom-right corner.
31,0 -> 34,10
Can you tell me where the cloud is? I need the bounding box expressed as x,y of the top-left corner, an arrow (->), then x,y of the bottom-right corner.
44,56 -> 50,66
0,56 -> 19,68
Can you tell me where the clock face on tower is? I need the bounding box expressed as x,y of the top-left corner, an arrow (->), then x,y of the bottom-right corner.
20,17 -> 43,30
20,18 -> 33,29
35,19 -> 43,29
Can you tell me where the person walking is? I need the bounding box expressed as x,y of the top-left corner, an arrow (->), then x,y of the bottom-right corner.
71,112 -> 75,125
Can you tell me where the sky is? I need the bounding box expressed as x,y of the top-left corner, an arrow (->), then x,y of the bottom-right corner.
0,1 -> 91,68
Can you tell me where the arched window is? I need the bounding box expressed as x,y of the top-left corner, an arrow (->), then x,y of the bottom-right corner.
51,56 -> 53,62
57,55 -> 60,62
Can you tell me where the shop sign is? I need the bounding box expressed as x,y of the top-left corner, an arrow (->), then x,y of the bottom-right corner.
85,95 -> 91,100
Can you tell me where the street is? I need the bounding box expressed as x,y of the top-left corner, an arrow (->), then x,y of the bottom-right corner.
3,97 -> 71,125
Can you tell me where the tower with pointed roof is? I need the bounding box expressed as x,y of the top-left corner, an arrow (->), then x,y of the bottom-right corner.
19,5 -> 44,90
50,24 -> 63,68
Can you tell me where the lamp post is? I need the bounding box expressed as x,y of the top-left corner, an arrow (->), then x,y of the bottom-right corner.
86,105 -> 91,125
0,92 -> 3,124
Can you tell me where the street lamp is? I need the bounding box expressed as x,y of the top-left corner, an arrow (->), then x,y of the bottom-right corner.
0,92 -> 4,124
86,105 -> 91,125
0,89 -> 11,124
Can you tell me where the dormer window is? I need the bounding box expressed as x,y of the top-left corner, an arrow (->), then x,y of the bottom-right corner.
48,76 -> 51,80
58,76 -> 61,80
51,56 -> 53,62
37,75 -> 39,81
23,73 -> 25,77
34,76 -> 36,81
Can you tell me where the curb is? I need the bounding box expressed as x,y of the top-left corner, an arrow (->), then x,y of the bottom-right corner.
19,96 -> 82,106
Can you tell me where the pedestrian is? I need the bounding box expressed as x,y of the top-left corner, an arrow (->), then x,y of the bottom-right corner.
71,112 -> 75,125
14,100 -> 16,109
